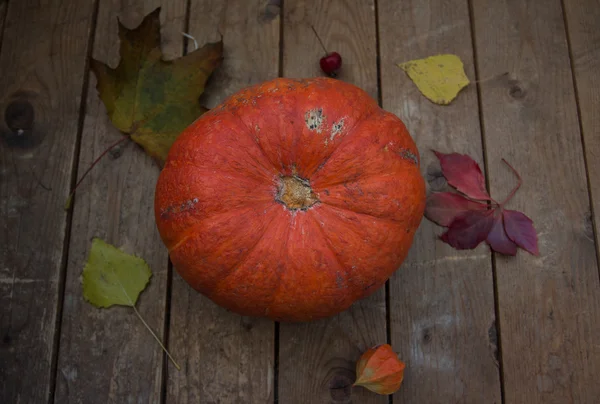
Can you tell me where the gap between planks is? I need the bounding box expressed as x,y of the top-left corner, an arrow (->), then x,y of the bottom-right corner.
559,0 -> 600,279
466,0 -> 507,402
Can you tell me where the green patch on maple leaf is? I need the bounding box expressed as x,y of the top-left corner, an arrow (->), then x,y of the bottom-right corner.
82,237 -> 151,308
90,7 -> 223,163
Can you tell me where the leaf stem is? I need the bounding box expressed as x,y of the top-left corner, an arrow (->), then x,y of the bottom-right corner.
65,135 -> 129,209
448,189 -> 499,208
108,248 -> 180,371
499,158 -> 522,207
181,32 -> 198,51
310,25 -> 328,55
132,304 -> 181,371
460,193 -> 500,208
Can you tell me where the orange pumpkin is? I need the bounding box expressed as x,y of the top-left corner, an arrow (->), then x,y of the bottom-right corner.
154,77 -> 425,322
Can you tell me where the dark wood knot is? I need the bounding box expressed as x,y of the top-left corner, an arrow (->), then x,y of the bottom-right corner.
3,99 -> 37,148
241,318 -> 254,331
422,327 -> 433,344
508,81 -> 526,99
2,331 -> 11,345
328,372 -> 354,402
109,144 -> 124,159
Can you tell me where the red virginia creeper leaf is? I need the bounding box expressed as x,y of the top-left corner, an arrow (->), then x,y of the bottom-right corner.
440,210 -> 495,249
425,151 -> 539,256
425,192 -> 489,227
486,210 -> 518,255
433,150 -> 491,201
503,209 -> 539,256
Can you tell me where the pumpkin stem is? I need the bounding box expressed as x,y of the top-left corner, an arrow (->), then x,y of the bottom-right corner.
277,175 -> 319,210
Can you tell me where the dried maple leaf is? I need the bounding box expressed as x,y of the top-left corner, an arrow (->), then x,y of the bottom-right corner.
354,344 -> 405,395
425,152 -> 539,256
91,7 -> 223,163
64,8 -> 223,211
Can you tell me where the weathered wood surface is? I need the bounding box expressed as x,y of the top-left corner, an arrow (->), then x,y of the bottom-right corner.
564,0 -> 600,263
166,1 -> 279,403
278,1 -> 387,403
472,0 -> 600,402
2,0 -> 600,403
377,0 -> 502,403
0,0 -> 96,402
54,2 -> 186,403
0,1 -> 6,51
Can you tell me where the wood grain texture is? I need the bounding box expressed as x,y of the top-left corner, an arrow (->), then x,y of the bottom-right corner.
377,1 -> 502,402
0,1 -> 6,51
472,0 -> 600,402
279,1 -> 386,403
564,0 -> 600,264
0,0 -> 95,402
54,2 -> 186,403
166,1 -> 279,403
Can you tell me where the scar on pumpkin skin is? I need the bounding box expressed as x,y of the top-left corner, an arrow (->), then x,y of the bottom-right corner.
399,148 -> 419,165
160,198 -> 199,218
305,108 -> 325,133
330,118 -> 346,141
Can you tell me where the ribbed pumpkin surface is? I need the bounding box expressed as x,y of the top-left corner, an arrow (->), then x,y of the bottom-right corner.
154,77 -> 425,322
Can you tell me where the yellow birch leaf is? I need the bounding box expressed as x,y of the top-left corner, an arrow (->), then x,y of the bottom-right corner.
82,237 -> 180,370
82,238 -> 151,309
398,54 -> 470,105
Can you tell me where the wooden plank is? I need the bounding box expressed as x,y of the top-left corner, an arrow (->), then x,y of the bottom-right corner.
54,2 -> 186,403
564,0 -> 600,263
0,0 -> 96,402
165,1 -> 279,402
472,0 -> 600,402
278,1 -> 386,403
377,1 -> 502,402
0,1 -> 6,50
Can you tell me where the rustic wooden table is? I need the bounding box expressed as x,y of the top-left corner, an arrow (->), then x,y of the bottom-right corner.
2,0 -> 600,403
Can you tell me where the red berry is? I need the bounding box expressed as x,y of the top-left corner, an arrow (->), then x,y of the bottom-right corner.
319,52 -> 342,77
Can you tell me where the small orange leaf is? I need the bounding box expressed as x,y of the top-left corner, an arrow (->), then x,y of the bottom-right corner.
353,344 -> 405,395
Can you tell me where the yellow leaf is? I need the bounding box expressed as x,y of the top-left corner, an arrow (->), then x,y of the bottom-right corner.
90,7 -> 223,163
398,54 -> 470,105
82,238 -> 151,309
82,237 -> 181,370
